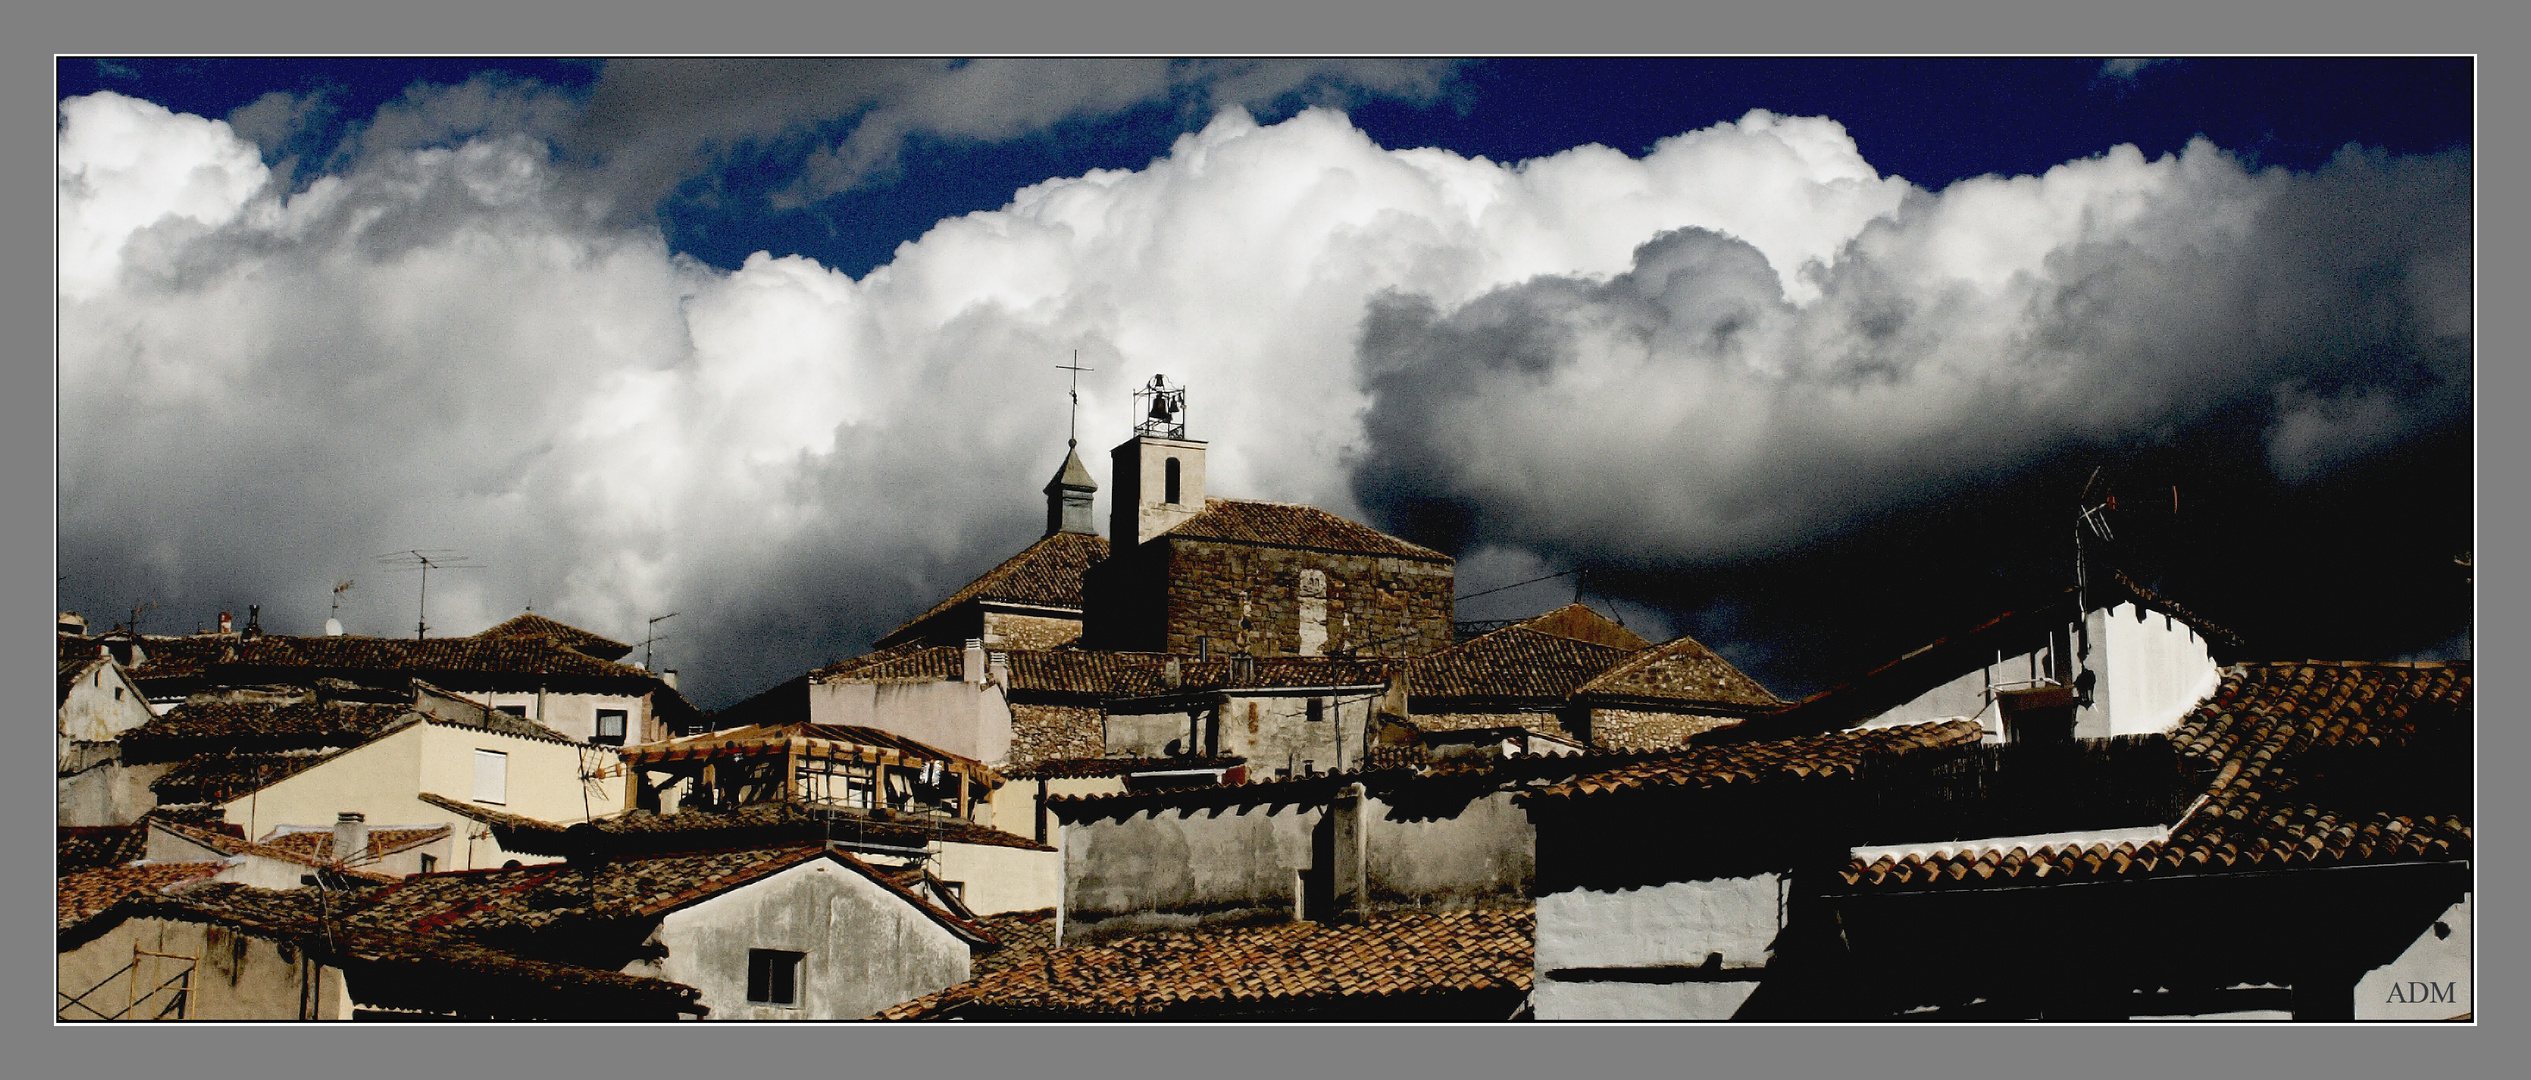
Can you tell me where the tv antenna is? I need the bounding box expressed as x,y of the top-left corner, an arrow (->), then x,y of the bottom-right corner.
1057,352 -> 1094,449
373,550 -> 482,640
642,611 -> 678,672
124,599 -> 158,636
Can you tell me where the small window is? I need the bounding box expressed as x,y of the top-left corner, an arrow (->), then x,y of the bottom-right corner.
1306,698 -> 1325,723
595,709 -> 629,746
473,749 -> 508,805
747,949 -> 804,1005
1302,760 -> 1316,776
495,705 -> 527,718
419,854 -> 437,874
1164,457 -> 1181,504
113,686 -> 124,701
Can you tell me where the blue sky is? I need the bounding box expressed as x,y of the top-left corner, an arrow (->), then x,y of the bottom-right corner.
56,58 -> 2473,706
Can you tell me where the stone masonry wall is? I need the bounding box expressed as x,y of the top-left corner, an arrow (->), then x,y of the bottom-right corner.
1162,540 -> 1453,659
1587,708 -> 1742,751
1008,703 -> 1105,769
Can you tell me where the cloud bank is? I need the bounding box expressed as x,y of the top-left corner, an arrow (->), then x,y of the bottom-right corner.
57,87 -> 2470,704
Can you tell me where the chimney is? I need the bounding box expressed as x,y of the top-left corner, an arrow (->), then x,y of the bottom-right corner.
661,669 -> 679,691
218,612 -> 233,636
963,638 -> 986,684
324,617 -> 344,636
57,611 -> 86,636
333,812 -> 370,866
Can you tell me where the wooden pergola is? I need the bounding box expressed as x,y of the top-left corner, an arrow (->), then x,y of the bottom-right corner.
620,722 -> 999,821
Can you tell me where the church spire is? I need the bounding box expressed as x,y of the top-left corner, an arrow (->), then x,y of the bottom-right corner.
1045,447 -> 1098,536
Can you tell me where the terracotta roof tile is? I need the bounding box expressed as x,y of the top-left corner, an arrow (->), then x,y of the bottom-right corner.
124,700 -> 412,750
151,751 -> 343,806
1408,625 -> 1637,701
1837,662 -> 2470,889
260,826 -> 452,865
419,794 -> 1054,854
125,633 -> 661,688
876,907 -> 1531,1019
58,862 -> 225,929
58,825 -> 149,876
878,531 -> 1110,646
1160,499 -> 1450,562
474,613 -> 634,661
1530,720 -> 1988,801
1574,633 -> 1785,709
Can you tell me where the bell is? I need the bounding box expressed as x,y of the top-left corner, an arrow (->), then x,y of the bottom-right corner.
1148,395 -> 1174,421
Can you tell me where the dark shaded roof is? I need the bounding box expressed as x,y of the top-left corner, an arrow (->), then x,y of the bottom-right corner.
1574,633 -> 1785,709
818,646 -> 1390,699
1002,755 -> 1245,780
474,613 -> 634,662
1528,720 -> 1988,802
124,699 -> 413,750
151,751 -> 342,806
124,633 -> 664,690
877,907 -> 1530,1020
58,825 -> 149,876
877,531 -> 1110,647
1841,662 -> 2470,889
145,820 -> 404,883
67,881 -> 705,1018
1159,498 -> 1451,562
58,862 -> 225,929
1517,603 -> 1653,650
341,843 -> 992,946
1408,625 -> 1637,701
814,642 -> 964,683
420,793 -> 1053,855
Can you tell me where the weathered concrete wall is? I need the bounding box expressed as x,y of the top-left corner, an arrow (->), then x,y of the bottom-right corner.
59,918 -> 349,1020
934,840 -> 1062,916
217,723 -> 578,870
1230,694 -> 1376,776
1533,979 -> 1761,1021
811,677 -> 1011,766
1162,541 -> 1453,659
1585,709 -> 1739,751
982,611 -> 1083,650
58,756 -> 174,828
1062,803 -> 1323,938
2089,602 -> 2220,738
463,689 -> 657,745
58,660 -> 157,745
1532,874 -> 1782,1021
1061,785 -> 1536,937
641,857 -> 970,1020
2355,894 -> 2472,1020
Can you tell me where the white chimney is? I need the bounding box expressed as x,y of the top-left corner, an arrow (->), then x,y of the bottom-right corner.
963,639 -> 986,684
333,812 -> 369,866
324,617 -> 344,636
661,669 -> 679,690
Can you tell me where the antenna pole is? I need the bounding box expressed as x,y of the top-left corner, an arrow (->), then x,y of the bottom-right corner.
645,612 -> 679,672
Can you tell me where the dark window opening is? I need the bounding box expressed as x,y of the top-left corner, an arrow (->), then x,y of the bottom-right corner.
595,709 -> 629,746
1164,457 -> 1181,504
748,949 -> 804,1005
419,854 -> 437,874
496,705 -> 527,718
113,686 -> 124,701
1306,699 -> 1325,723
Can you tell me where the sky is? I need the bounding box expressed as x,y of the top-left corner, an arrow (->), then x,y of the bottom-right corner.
55,57 -> 2474,709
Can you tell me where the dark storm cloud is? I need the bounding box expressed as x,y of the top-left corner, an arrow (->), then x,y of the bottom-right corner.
1352,141 -> 2471,693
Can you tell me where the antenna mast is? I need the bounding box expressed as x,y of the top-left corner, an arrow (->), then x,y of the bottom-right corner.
643,611 -> 678,671
373,550 -> 482,640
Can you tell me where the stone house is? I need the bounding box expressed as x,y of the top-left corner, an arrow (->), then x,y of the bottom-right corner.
58,635 -> 161,827
1405,603 -> 1788,751
874,448 -> 1110,653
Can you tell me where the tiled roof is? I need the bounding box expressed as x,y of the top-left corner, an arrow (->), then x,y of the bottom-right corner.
1408,625 -> 1637,701
57,862 -> 225,929
968,909 -> 1059,979
58,825 -> 149,876
878,531 -> 1110,646
1529,720 -> 1988,801
71,881 -> 704,1017
1574,633 -> 1784,709
621,721 -> 995,783
822,646 -> 1392,699
1841,662 -> 2470,889
145,820 -> 404,883
474,613 -> 634,661
124,634 -> 660,688
1516,603 -> 1652,650
261,825 -> 452,865
151,751 -> 342,806
1159,498 -> 1451,562
814,642 -> 963,682
124,700 -> 413,750
341,843 -> 992,945
58,645 -> 107,706
418,794 -> 1053,854
877,907 -> 1531,1019
1002,755 -> 1245,780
